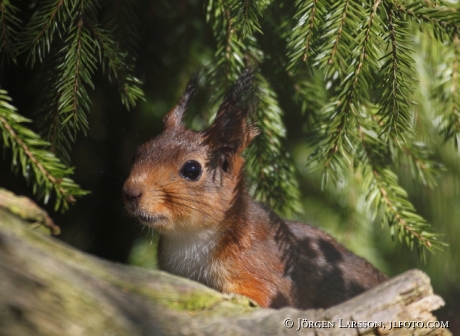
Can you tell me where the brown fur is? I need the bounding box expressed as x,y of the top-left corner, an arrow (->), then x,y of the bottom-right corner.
123,70 -> 387,309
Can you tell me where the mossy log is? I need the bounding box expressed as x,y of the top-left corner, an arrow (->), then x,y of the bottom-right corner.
0,189 -> 451,335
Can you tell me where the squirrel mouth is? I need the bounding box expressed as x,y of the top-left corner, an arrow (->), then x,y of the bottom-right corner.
135,212 -> 167,226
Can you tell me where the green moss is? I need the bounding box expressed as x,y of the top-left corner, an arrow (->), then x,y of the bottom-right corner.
128,236 -> 159,269
161,292 -> 222,311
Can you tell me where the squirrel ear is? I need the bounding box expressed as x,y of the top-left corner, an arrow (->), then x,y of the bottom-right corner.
164,74 -> 200,130
207,69 -> 259,154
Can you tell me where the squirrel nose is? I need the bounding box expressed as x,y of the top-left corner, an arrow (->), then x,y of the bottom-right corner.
122,184 -> 143,211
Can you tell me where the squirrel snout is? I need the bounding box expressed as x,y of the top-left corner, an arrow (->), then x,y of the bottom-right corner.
122,184 -> 143,212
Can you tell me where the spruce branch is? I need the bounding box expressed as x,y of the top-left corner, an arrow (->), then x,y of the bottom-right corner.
246,73 -> 303,218
290,68 -> 327,117
206,0 -> 253,99
433,32 -> 460,146
89,24 -> 144,109
22,0 -> 144,163
369,165 -> 439,257
391,0 -> 460,38
230,0 -> 267,39
102,0 -> 140,56
356,120 -> 444,258
58,16 -> 97,135
0,90 -> 87,211
377,4 -> 417,141
398,141 -> 444,188
43,0 -> 100,161
206,0 -> 233,90
0,0 -> 20,62
343,0 -> 382,98
313,0 -> 356,78
35,50 -> 75,163
206,0 -> 301,216
246,0 -> 448,254
18,0 -> 72,65
286,0 -> 325,70
310,0 -> 383,181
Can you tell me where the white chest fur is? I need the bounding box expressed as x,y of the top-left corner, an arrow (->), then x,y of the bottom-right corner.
159,229 -> 224,289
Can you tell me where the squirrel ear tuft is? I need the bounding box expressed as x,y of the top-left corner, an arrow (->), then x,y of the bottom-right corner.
207,69 -> 259,154
164,74 -> 200,130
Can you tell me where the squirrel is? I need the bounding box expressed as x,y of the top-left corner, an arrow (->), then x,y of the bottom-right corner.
122,70 -> 387,309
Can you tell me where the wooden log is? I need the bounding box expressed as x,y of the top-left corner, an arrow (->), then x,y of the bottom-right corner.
0,189 -> 451,336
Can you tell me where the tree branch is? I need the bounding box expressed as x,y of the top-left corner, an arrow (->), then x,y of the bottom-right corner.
0,191 -> 451,336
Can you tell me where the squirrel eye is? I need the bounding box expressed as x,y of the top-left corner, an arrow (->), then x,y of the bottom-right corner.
179,160 -> 202,181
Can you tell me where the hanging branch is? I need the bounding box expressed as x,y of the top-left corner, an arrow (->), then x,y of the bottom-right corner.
18,0 -> 144,163
433,32 -> 460,147
89,24 -> 144,109
313,0 -> 356,79
286,0 -> 325,70
391,1 -> 460,39
294,1 -> 448,254
18,0 -> 72,65
290,68 -> 327,117
398,141 -> 444,188
0,0 -> 144,209
102,0 -> 140,56
376,3 -> 417,141
42,0 -> 100,163
0,0 -> 20,62
246,73 -> 303,218
0,90 -> 87,211
356,118 -> 445,259
309,0 -> 383,184
206,0 -> 302,217
206,0 -> 245,95
58,1 -> 98,133
229,0 -> 267,39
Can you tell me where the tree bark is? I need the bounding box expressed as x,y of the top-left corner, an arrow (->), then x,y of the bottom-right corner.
0,189 -> 451,336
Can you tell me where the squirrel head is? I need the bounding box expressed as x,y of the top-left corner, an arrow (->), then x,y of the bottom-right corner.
123,70 -> 258,233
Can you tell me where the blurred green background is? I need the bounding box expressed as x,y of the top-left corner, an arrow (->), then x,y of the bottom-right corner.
0,0 -> 459,332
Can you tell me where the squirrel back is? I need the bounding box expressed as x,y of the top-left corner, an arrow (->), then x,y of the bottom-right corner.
122,70 -> 386,309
